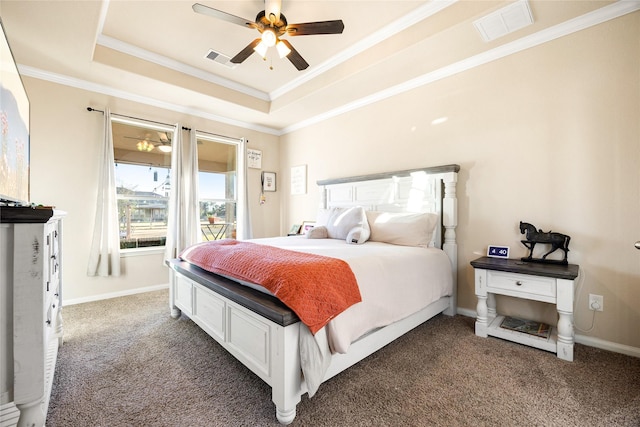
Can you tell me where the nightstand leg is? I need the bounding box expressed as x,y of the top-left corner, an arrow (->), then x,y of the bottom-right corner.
475,295 -> 488,337
557,309 -> 574,361
487,293 -> 497,318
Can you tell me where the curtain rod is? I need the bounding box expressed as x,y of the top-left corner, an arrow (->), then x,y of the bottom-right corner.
86,107 -> 189,130
86,108 -> 240,140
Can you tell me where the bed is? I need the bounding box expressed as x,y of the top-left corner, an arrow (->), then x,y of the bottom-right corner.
167,164 -> 459,424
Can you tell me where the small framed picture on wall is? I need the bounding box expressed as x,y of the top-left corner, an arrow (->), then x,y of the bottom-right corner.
247,149 -> 262,169
262,171 -> 276,192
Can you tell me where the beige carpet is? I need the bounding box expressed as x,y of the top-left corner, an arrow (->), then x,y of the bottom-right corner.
47,290 -> 640,426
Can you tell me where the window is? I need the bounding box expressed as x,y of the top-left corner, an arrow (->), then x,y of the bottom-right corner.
112,118 -> 173,250
197,133 -> 238,241
112,118 -> 241,250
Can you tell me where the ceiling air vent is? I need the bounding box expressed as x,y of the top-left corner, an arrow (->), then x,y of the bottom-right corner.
205,49 -> 237,69
473,0 -> 534,42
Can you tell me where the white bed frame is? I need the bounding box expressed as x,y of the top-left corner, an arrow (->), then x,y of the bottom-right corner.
168,164 -> 459,424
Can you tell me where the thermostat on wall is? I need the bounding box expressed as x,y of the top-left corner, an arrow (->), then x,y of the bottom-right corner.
487,245 -> 510,258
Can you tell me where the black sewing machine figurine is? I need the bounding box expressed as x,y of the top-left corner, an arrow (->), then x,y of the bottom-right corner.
519,221 -> 571,265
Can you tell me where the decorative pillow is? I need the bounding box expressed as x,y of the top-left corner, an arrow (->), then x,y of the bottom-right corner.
346,226 -> 370,245
316,206 -> 370,243
306,225 -> 328,239
365,211 -> 439,247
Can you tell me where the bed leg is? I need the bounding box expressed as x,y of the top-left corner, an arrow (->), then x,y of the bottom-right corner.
272,324 -> 302,425
276,407 -> 296,425
168,269 -> 181,318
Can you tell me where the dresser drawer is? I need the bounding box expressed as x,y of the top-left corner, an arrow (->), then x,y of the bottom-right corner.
486,270 -> 556,300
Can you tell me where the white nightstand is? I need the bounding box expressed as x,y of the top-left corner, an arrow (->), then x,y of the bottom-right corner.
471,257 -> 579,361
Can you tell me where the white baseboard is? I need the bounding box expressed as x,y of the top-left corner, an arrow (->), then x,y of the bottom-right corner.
456,307 -> 640,359
574,334 -> 640,358
63,283 -> 169,306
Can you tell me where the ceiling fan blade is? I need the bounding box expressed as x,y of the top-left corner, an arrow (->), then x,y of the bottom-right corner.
286,20 -> 344,36
230,39 -> 262,64
192,3 -> 256,29
280,40 -> 308,71
124,136 -> 163,144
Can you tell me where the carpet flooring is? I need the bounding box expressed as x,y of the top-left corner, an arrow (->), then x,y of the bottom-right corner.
46,290 -> 640,426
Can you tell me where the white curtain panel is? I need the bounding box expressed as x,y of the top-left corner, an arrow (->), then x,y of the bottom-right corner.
237,137 -> 252,240
164,126 -> 200,262
87,107 -> 121,277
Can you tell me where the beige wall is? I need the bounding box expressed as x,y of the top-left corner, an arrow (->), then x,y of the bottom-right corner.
22,12 -> 639,352
279,13 -> 640,350
24,78 -> 280,303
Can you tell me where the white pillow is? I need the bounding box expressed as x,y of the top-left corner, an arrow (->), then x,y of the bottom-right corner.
366,211 -> 439,247
346,226 -> 370,245
316,206 -> 370,244
306,225 -> 328,239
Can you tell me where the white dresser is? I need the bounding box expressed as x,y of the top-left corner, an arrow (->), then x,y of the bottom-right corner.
0,207 -> 65,427
472,256 -> 579,361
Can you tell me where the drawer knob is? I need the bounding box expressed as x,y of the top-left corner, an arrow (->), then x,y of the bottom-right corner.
516,281 -> 523,286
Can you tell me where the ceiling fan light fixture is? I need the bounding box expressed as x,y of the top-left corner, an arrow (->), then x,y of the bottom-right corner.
137,140 -> 154,152
261,28 -> 277,47
254,41 -> 268,58
276,40 -> 291,58
157,144 -> 172,153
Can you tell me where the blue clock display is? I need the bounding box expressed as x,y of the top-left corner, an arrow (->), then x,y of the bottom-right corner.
487,245 -> 510,258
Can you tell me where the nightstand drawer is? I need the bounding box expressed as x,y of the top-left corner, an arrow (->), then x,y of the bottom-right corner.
486,270 -> 556,299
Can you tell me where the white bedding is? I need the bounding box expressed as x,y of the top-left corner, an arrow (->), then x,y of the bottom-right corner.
251,236 -> 453,353
238,236 -> 453,396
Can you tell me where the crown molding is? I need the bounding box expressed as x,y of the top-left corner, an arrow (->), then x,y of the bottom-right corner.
18,65 -> 280,136
269,0 -> 458,100
95,0 -> 268,101
18,1 -> 638,137
93,1 -> 457,103
280,0 -> 640,135
96,34 -> 270,102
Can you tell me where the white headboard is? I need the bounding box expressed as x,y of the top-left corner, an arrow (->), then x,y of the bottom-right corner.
317,164 -> 459,295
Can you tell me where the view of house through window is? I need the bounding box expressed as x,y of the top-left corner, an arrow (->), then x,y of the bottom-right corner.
112,118 -> 239,250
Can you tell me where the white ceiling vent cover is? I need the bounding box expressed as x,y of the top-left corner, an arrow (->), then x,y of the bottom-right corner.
205,49 -> 237,69
473,0 -> 534,42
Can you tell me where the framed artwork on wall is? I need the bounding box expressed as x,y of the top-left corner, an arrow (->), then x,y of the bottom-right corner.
248,149 -> 262,169
301,221 -> 316,234
288,224 -> 301,235
291,165 -> 307,195
262,171 -> 276,192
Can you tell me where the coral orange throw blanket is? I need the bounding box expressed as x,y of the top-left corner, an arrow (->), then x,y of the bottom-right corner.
180,240 -> 362,334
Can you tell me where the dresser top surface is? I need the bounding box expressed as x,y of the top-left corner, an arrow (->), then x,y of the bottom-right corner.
470,256 -> 579,280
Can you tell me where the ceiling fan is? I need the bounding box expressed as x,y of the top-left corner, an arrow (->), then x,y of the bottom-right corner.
192,1 -> 344,70
124,132 -> 172,153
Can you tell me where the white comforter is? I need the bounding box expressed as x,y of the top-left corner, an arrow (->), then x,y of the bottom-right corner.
248,236 -> 453,396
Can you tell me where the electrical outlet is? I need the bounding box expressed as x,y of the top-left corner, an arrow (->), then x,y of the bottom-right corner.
589,294 -> 604,312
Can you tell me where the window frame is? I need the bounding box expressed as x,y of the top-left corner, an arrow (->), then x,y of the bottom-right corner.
112,116 -> 175,253
110,116 -> 245,253
195,132 -> 241,241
